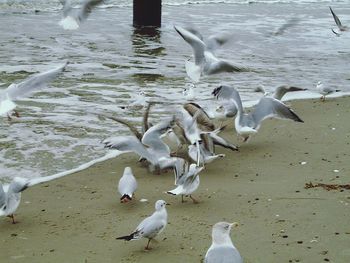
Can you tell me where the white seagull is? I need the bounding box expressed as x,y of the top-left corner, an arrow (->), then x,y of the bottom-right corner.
0,62 -> 68,119
116,200 -> 168,250
213,85 -> 304,142
118,167 -> 138,203
174,26 -> 249,82
167,163 -> 204,203
205,222 -> 242,263
59,0 -> 103,30
316,81 -> 340,101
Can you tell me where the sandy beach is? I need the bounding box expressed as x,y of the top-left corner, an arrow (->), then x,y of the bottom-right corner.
1,96 -> 350,263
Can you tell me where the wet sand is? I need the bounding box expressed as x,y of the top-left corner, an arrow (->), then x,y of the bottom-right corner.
1,97 -> 350,263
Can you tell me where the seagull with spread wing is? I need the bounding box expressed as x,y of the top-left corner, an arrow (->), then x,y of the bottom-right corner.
59,0 -> 103,30
213,85 -> 304,142
0,62 -> 68,120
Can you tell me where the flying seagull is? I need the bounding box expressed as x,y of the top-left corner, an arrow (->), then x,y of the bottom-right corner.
59,0 -> 104,30
0,62 -> 68,120
213,85 -> 304,142
174,25 -> 249,82
116,200 -> 168,250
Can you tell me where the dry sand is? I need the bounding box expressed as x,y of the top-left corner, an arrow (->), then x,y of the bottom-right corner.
1,97 -> 350,263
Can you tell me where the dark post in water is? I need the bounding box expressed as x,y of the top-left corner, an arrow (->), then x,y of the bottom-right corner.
133,0 -> 162,27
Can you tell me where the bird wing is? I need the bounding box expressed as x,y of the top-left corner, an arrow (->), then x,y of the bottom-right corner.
0,184 -> 6,208
142,102 -> 155,134
174,26 -> 206,65
103,135 -> 157,164
141,118 -> 173,157
8,177 -> 30,194
329,6 -> 343,29
205,246 -> 243,263
78,0 -> 103,21
174,158 -> 188,185
135,214 -> 165,239
184,26 -> 204,41
251,97 -> 304,130
206,60 -> 248,74
60,0 -> 72,17
5,62 -> 68,100
273,85 -> 306,100
184,103 -> 216,131
205,33 -> 231,52
273,17 -> 300,36
105,116 -> 143,141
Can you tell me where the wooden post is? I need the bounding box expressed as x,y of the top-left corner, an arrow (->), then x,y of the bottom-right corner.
133,0 -> 162,27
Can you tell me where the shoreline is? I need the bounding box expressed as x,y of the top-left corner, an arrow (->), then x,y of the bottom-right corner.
1,96 -> 350,263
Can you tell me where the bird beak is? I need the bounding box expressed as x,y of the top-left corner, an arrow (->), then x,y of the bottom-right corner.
230,222 -> 239,227
166,203 -> 171,206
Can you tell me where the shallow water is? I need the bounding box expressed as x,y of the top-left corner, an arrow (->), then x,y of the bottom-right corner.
0,0 -> 349,180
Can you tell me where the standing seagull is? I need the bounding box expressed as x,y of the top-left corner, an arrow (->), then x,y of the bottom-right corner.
59,0 -> 103,30
0,62 -> 68,120
167,163 -> 204,203
316,81 -> 340,101
174,26 -> 249,82
118,167 -> 137,203
213,85 -> 303,142
205,222 -> 242,263
116,200 -> 168,250
329,6 -> 348,36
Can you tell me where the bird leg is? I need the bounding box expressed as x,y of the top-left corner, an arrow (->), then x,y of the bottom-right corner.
7,114 -> 12,121
320,96 -> 325,102
7,214 -> 16,224
181,195 -> 186,203
190,195 -> 199,204
145,239 -> 152,250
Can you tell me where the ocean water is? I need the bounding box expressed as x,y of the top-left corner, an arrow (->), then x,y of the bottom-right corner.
0,0 -> 349,181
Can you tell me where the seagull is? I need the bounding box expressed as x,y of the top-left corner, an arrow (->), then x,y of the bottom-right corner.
205,222 -> 242,263
59,0 -> 103,30
116,200 -> 168,250
103,117 -> 186,177
174,25 -> 249,82
118,167 -> 137,203
0,171 -> 75,224
0,62 -> 68,120
167,163 -> 204,203
329,6 -> 348,36
316,81 -> 340,101
254,84 -> 307,100
213,85 -> 304,142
